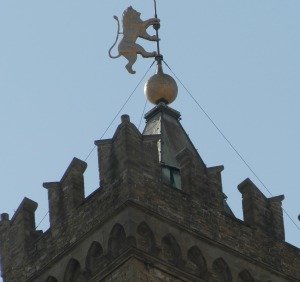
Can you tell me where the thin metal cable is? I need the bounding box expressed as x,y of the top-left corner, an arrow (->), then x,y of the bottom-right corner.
84,61 -> 155,162
138,99 -> 148,130
36,211 -> 49,229
163,60 -> 300,231
35,62 -> 155,230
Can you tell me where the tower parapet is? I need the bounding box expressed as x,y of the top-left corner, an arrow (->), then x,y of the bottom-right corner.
0,106 -> 299,281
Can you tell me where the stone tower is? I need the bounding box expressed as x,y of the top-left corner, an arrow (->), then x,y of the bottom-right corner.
0,102 -> 299,281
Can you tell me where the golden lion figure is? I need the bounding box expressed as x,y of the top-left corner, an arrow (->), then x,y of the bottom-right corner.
109,6 -> 160,74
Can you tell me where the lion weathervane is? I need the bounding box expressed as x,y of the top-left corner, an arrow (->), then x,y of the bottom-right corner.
108,1 -> 178,105
108,5 -> 160,74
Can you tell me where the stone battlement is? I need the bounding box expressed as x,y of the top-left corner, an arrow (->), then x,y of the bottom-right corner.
0,104 -> 299,281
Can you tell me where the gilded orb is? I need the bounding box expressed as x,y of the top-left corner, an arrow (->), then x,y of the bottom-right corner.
144,64 -> 178,105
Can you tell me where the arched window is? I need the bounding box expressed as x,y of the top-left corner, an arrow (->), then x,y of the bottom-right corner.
161,233 -> 182,266
212,258 -> 232,282
64,258 -> 86,282
137,222 -> 156,254
238,269 -> 255,282
187,246 -> 207,277
108,223 -> 126,258
86,241 -> 104,274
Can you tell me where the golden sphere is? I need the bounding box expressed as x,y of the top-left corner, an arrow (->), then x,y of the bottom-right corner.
144,64 -> 178,105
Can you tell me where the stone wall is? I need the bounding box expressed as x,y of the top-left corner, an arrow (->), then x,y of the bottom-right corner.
0,113 -> 299,282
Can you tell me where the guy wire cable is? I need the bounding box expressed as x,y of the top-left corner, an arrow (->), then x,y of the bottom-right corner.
35,61 -> 155,230
36,211 -> 49,229
138,99 -> 148,130
163,60 -> 300,232
84,60 -> 155,162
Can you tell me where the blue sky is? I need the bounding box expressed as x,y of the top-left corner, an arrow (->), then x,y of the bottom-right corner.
0,0 -> 299,277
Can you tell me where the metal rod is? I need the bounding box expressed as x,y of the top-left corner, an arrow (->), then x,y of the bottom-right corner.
153,0 -> 161,57
154,0 -> 158,17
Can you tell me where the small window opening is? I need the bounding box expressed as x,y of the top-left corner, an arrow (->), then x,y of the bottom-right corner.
162,165 -> 182,190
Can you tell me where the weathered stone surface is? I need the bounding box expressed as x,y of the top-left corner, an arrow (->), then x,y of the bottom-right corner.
0,106 -> 299,282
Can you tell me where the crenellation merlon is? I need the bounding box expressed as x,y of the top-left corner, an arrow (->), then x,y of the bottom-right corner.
176,147 -> 224,210
10,197 -> 38,227
0,214 -> 10,278
207,165 -> 224,191
238,178 -> 285,240
43,157 -> 87,233
43,181 -> 63,232
268,194 -> 285,240
0,213 -> 9,223
95,115 -> 160,189
0,197 -> 39,279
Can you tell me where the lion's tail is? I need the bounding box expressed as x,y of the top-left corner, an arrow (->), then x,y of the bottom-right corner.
108,16 -> 122,59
